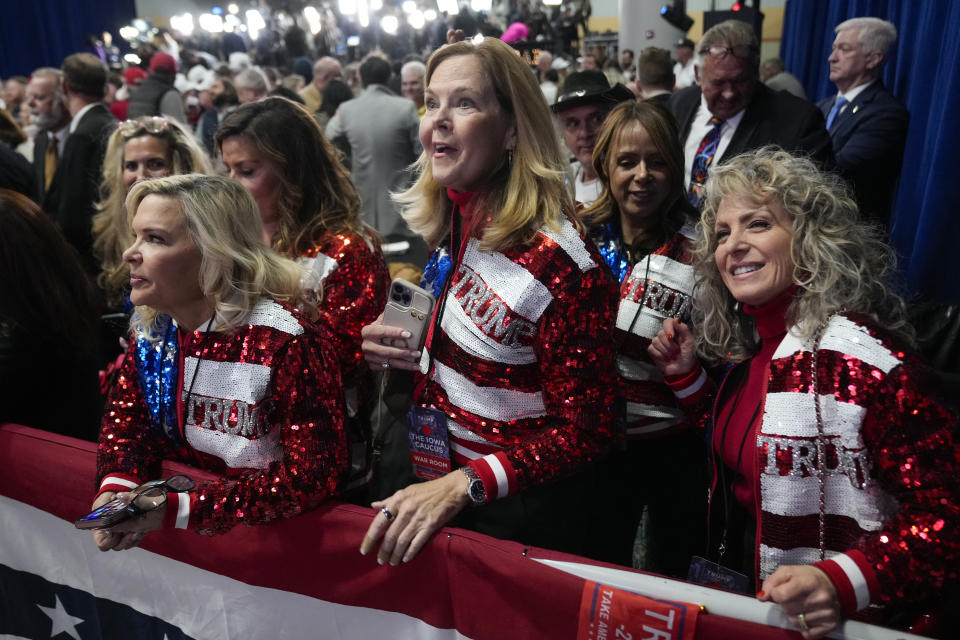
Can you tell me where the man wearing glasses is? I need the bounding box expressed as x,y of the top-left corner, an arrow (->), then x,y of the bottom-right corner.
667,20 -> 833,209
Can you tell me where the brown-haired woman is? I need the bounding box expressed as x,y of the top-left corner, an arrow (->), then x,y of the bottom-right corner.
579,99 -> 706,574
216,96 -> 389,490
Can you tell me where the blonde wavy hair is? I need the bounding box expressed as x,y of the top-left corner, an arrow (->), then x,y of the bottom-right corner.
125,174 -> 303,336
695,147 -> 913,364
93,117 -> 212,305
395,38 -> 574,252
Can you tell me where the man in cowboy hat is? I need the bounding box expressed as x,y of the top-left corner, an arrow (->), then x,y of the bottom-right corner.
552,69 -> 633,206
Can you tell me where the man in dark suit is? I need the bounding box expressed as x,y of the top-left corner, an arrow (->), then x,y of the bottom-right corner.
44,53 -> 116,274
26,67 -> 70,203
668,20 -> 833,208
818,17 -> 908,224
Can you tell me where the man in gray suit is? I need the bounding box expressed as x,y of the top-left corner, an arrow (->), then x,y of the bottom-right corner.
326,56 -> 424,266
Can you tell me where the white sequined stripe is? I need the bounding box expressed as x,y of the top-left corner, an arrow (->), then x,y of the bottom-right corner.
626,254 -> 695,295
174,493 -> 190,529
244,299 -> 304,336
441,296 -> 537,365
616,354 -> 662,381
451,441 -> 484,460
431,359 -> 546,421
625,401 -> 683,421
448,419 -> 496,444
539,217 -> 596,271
298,253 -> 340,284
449,420 -> 503,459
183,358 -> 272,405
461,240 -> 553,322
772,317 -> 901,374
100,476 -> 138,490
615,305 -> 665,337
760,472 -> 892,528
186,424 -> 283,469
831,553 -> 871,610
763,392 -> 867,448
759,545 -> 828,580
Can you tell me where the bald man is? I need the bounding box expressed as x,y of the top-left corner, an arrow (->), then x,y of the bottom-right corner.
299,56 -> 343,114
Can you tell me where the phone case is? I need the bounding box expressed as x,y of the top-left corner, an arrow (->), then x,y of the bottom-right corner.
74,497 -> 134,530
382,279 -> 436,351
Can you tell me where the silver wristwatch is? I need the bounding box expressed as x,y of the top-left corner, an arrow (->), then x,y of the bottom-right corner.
461,466 -> 487,506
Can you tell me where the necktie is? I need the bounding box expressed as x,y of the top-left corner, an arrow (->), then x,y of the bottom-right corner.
687,116 -> 724,208
825,96 -> 848,130
44,137 -> 58,191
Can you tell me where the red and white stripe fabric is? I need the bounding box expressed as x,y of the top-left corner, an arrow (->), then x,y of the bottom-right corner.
418,216 -> 618,502
614,224 -> 697,439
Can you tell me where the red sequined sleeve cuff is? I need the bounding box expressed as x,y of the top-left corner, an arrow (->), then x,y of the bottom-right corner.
469,452 -> 519,501
665,365 -> 709,406
97,473 -> 141,500
813,550 -> 880,614
161,491 -> 193,530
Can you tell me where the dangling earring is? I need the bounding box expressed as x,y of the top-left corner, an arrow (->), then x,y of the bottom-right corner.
733,300 -> 742,313
507,148 -> 514,167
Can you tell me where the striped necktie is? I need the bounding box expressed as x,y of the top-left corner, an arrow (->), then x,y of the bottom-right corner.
687,116 -> 724,208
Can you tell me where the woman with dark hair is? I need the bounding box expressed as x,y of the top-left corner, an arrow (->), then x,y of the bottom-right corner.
316,78 -> 355,130
578,99 -> 705,574
649,148 -> 960,637
216,96 -> 389,490
0,189 -> 101,439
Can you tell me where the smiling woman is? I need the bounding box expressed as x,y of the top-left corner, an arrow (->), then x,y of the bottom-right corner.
91,174 -> 348,550
647,148 -> 960,638
359,38 -> 618,566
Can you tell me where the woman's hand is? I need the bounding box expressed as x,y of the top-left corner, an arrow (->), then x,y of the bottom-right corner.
758,565 -> 841,639
360,470 -> 471,565
361,313 -> 422,372
90,489 -> 163,552
446,28 -> 466,45
647,318 -> 698,377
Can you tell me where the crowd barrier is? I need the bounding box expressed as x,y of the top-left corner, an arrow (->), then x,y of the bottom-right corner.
0,424 -> 930,640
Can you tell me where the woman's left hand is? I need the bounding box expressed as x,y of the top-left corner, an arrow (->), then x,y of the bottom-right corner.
101,488 -> 167,549
758,565 -> 841,639
360,471 -> 471,565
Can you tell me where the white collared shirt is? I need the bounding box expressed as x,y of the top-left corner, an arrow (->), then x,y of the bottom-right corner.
830,79 -> 876,118
68,102 -> 102,134
683,96 -> 747,189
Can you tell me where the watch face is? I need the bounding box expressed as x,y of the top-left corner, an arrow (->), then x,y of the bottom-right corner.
468,479 -> 485,504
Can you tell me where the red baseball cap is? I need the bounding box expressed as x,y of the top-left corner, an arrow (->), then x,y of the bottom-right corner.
148,52 -> 177,75
123,67 -> 148,86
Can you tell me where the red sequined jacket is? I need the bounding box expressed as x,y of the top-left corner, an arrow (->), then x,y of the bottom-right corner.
419,215 -> 619,502
96,299 -> 348,535
615,223 -> 697,439
668,313 -> 960,616
301,229 -> 390,387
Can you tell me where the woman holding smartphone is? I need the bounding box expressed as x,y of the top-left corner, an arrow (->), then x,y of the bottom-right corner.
359,38 -> 618,565
91,175 -> 347,549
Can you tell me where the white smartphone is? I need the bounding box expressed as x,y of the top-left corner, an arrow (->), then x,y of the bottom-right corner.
382,278 -> 436,351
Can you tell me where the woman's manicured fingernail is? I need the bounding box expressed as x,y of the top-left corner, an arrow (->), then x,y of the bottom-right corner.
401,330 -> 412,338
756,590 -> 765,597
667,333 -> 674,340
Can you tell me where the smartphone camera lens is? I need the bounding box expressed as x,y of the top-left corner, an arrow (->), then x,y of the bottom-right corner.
393,284 -> 405,294
402,293 -> 412,305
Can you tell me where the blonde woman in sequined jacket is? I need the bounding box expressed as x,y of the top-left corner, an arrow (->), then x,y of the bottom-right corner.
648,148 -> 960,638
91,174 -> 348,550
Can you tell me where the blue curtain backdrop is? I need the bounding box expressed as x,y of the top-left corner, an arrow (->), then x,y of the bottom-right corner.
781,0 -> 960,302
0,0 -> 135,78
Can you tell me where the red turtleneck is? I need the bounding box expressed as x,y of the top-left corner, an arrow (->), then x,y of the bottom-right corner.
715,285 -> 795,514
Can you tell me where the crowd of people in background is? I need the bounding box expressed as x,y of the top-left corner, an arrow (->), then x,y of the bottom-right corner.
0,7 -> 958,639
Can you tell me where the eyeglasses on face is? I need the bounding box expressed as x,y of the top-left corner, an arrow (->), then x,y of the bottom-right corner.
705,45 -> 755,60
118,116 -> 170,138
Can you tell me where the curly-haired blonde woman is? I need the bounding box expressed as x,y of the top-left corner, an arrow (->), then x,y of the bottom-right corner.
91,174 -> 347,550
648,148 -> 960,638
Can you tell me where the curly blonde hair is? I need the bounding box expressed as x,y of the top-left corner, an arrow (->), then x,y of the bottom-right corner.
395,38 -> 574,252
695,147 -> 913,363
93,117 -> 212,305
125,174 -> 303,337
